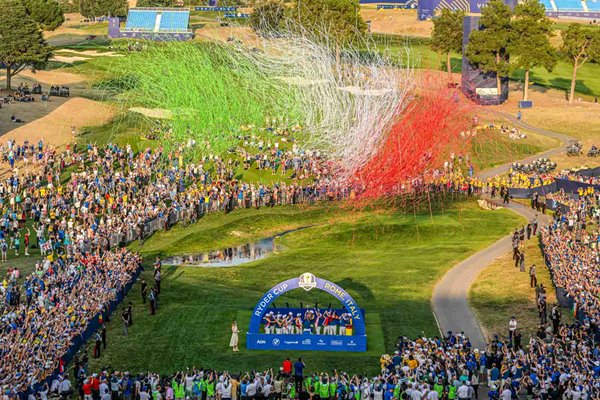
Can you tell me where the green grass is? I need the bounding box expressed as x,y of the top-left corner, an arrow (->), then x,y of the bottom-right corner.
469,235 -> 571,343
89,200 -> 523,375
469,128 -> 560,171
77,113 -> 154,152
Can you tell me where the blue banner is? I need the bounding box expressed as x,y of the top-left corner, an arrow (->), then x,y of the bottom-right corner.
247,273 -> 367,352
195,6 -> 237,11
247,333 -> 367,352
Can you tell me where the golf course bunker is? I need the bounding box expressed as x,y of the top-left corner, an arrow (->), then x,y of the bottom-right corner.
162,227 -> 310,268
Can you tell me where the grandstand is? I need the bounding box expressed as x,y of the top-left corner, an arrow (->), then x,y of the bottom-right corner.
418,0 -> 600,19
108,8 -> 194,41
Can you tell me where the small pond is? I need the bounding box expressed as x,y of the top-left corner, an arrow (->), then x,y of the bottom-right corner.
161,227 -> 309,268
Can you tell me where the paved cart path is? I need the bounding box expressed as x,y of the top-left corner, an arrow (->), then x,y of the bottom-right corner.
431,115 -> 573,349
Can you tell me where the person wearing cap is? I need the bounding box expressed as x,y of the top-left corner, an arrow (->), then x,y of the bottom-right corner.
83,379 -> 93,400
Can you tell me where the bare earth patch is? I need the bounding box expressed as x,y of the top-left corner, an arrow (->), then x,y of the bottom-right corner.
361,8 -> 432,37
0,70 -> 86,86
194,25 -> 261,47
1,98 -> 114,148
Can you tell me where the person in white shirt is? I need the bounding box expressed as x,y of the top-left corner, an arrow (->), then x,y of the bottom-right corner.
246,382 -> 257,398
410,388 -> 423,400
217,378 -> 232,400
509,317 -> 518,342
58,378 -> 72,395
501,386 -> 512,400
262,380 -> 272,398
101,388 -> 112,400
456,382 -> 470,400
426,385 -> 438,400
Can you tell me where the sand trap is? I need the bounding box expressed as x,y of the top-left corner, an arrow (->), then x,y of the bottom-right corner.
129,107 -> 173,119
73,50 -> 123,57
51,55 -> 91,63
2,98 -> 115,148
0,70 -> 86,86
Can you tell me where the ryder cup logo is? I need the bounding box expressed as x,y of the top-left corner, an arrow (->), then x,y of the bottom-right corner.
272,338 -> 281,346
298,273 -> 317,291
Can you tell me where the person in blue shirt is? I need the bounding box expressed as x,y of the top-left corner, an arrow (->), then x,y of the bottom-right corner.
489,364 -> 500,386
293,357 -> 305,393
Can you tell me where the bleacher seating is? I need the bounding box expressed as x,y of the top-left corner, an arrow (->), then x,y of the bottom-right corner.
553,0 -> 583,10
539,0 -> 555,10
159,10 -> 190,31
125,9 -> 158,31
587,0 -> 600,10
124,8 -> 190,32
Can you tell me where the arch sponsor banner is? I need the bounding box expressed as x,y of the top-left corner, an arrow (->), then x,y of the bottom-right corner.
246,273 -> 367,352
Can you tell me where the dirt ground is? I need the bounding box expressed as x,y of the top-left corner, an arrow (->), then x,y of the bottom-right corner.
194,25 -> 261,47
0,96 -> 69,136
360,8 -> 433,37
4,70 -> 86,86
0,98 -> 115,149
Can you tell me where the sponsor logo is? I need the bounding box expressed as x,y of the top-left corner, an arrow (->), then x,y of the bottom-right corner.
272,338 -> 280,346
298,273 -> 317,291
284,341 -> 299,345
302,339 -> 312,345
317,339 -> 326,346
256,340 -> 266,344
331,340 -> 343,346
347,340 -> 357,347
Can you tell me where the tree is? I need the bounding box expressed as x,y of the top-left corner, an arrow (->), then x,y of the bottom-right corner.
561,24 -> 600,105
79,0 -> 128,19
290,0 -> 367,64
510,0 -> 556,101
250,0 -> 286,36
23,0 -> 65,31
431,9 -> 464,81
465,0 -> 513,97
57,0 -> 79,13
0,0 -> 52,90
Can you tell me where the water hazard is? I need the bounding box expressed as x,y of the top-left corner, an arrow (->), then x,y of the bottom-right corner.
161,227 -> 310,268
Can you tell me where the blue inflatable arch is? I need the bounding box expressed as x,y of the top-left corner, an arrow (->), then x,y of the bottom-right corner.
248,273 -> 366,336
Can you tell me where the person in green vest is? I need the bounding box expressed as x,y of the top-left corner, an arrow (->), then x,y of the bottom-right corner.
201,377 -> 208,400
329,378 -> 337,399
393,382 -> 401,400
287,382 -> 296,400
328,379 -> 336,400
319,375 -> 330,400
152,387 -> 162,400
306,375 -> 314,397
173,380 -> 185,400
313,376 -> 320,400
207,378 -> 216,400
434,380 -> 444,399
447,384 -> 457,400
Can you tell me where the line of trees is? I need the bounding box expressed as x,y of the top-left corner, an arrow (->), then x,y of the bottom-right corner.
431,0 -> 600,103
249,0 -> 367,64
79,0 -> 128,19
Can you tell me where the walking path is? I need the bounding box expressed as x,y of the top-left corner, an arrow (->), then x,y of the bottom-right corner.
432,114 -> 574,349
